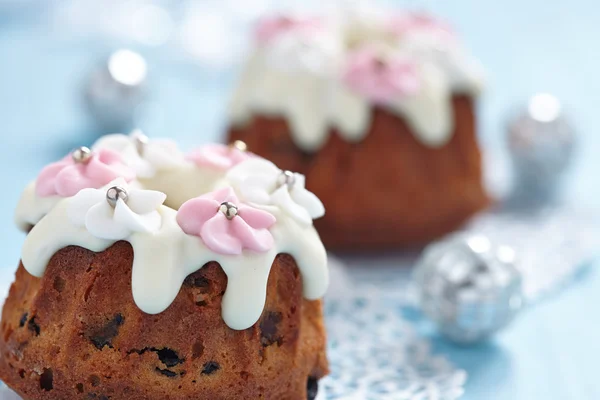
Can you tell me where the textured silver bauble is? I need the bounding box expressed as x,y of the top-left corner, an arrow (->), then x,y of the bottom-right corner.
83,49 -> 148,133
415,234 -> 523,344
106,186 -> 129,208
219,201 -> 238,220
507,93 -> 575,202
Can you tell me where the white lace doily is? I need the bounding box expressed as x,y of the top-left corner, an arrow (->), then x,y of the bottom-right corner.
318,280 -> 466,400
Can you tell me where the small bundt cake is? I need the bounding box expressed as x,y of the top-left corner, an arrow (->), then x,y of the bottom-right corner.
1,133 -> 329,399
227,8 -> 489,249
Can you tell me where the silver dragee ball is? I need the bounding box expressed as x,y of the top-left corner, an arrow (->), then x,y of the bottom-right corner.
219,201 -> 239,220
71,146 -> 92,164
84,49 -> 148,133
106,186 -> 129,208
507,93 -> 575,203
415,234 -> 523,344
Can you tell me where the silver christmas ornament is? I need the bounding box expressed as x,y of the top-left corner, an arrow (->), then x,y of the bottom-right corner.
72,146 -> 92,164
84,49 -> 148,133
219,201 -> 238,220
415,234 -> 523,344
106,186 -> 129,208
507,93 -> 575,203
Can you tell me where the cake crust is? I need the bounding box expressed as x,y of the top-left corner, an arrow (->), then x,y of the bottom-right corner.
229,96 -> 489,249
0,242 -> 328,399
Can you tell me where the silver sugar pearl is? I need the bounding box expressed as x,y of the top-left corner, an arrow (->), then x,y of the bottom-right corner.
230,140 -> 248,152
72,146 -> 93,164
507,93 -> 575,203
219,201 -> 238,220
415,234 -> 523,344
106,186 -> 129,208
131,129 -> 149,156
84,49 -> 148,133
277,170 -> 296,189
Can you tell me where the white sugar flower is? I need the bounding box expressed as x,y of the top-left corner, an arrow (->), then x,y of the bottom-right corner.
227,158 -> 324,226
67,178 -> 167,240
92,131 -> 188,178
263,29 -> 342,75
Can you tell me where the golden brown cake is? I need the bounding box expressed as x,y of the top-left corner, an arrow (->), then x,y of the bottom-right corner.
227,9 -> 489,249
2,135 -> 330,399
0,246 -> 327,400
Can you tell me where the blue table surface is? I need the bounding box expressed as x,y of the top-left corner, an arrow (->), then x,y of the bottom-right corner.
1,1 -> 600,399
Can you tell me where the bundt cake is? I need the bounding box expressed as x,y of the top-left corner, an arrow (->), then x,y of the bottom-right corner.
1,132 -> 329,399
227,8 -> 489,249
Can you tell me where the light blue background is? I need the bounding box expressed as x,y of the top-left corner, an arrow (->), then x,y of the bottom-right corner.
1,1 -> 600,399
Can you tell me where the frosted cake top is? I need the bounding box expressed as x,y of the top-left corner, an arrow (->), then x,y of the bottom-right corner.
15,133 -> 328,331
229,7 -> 484,151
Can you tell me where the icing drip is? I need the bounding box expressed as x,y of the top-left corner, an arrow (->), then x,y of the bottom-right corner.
389,63 -> 454,146
17,145 -> 329,331
14,182 -> 61,231
229,8 -> 484,151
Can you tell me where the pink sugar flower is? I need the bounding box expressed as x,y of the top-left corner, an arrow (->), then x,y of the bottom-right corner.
186,144 -> 252,171
36,148 -> 136,198
343,46 -> 420,104
388,12 -> 454,37
177,187 -> 276,255
255,15 -> 323,44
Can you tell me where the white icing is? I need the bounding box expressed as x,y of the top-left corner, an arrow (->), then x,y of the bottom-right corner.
92,132 -> 188,178
329,81 -> 372,143
399,29 -> 485,94
229,9 -> 484,151
263,29 -> 342,75
227,158 -> 325,226
390,63 -> 454,147
14,182 -> 61,231
18,150 -> 329,331
140,163 -> 226,210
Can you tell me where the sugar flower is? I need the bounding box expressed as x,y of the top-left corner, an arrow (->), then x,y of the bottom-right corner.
36,148 -> 135,198
227,158 -> 325,227
177,187 -> 276,255
186,142 -> 252,170
255,15 -> 323,44
67,178 -> 166,240
92,131 -> 187,178
343,45 -> 420,104
388,12 -> 454,37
